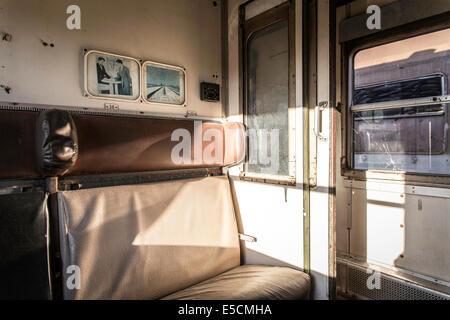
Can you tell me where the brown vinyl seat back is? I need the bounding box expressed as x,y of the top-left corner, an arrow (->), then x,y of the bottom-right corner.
0,108 -> 246,180
57,176 -> 241,300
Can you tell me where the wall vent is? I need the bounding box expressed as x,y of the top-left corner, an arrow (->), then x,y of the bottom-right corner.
338,261 -> 450,300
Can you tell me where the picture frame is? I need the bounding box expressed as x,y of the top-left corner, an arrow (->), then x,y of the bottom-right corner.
84,50 -> 141,102
141,61 -> 187,107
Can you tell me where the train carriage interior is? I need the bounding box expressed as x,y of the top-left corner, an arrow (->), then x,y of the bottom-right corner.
0,0 -> 449,302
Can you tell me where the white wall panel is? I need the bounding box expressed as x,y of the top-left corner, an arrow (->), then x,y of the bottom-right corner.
0,0 -> 222,118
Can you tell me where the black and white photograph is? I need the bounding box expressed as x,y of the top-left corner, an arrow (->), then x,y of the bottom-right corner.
143,62 -> 185,105
85,50 -> 140,101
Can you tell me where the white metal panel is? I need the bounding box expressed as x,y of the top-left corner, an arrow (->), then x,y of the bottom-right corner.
345,179 -> 450,199
366,193 -> 405,266
350,188 -> 406,264
232,180 -> 304,269
349,182 -> 450,283
309,0 -> 331,300
396,195 -> 450,282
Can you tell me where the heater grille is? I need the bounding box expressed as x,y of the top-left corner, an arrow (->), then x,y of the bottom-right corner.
340,262 -> 450,300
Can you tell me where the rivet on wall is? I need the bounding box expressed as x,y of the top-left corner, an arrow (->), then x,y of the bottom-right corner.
0,32 -> 12,42
0,84 -> 11,94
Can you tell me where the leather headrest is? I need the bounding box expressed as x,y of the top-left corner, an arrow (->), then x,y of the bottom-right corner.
35,110 -> 78,176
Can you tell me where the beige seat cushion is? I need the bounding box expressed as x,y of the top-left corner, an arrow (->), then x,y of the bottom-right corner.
162,265 -> 310,300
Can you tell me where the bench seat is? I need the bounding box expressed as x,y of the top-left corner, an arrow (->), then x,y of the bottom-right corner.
162,265 -> 310,300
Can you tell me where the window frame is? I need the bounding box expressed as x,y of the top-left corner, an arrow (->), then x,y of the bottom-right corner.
239,1 -> 297,185
341,13 -> 450,186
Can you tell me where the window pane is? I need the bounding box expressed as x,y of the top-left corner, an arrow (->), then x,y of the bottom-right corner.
352,28 -> 450,175
353,28 -> 450,105
353,103 -> 450,175
246,20 -> 289,176
354,75 -> 444,105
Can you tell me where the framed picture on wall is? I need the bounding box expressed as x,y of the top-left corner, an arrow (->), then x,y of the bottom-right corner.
84,50 -> 141,101
142,61 -> 186,106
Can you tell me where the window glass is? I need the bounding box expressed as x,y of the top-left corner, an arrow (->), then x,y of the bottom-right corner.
353,75 -> 444,105
352,28 -> 450,175
246,20 -> 289,176
353,28 -> 450,99
353,103 -> 449,174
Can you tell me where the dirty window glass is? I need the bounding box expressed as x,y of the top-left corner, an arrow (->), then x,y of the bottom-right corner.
245,20 -> 289,176
352,28 -> 450,175
353,75 -> 444,105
